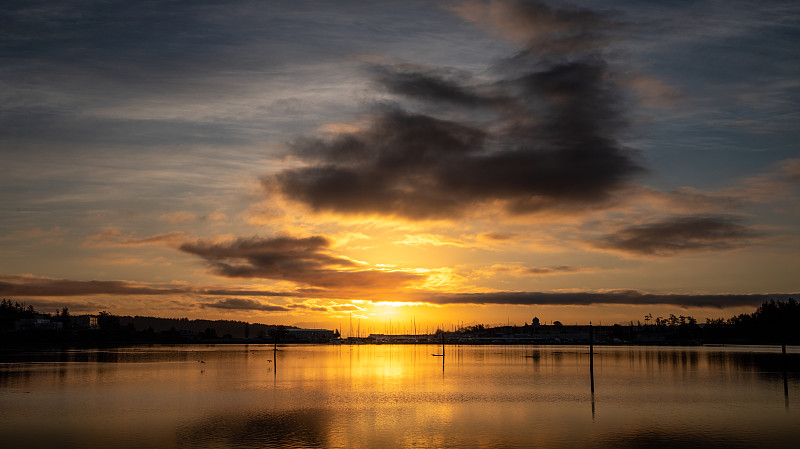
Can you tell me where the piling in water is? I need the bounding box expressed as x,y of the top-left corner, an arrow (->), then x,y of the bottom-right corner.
589,322 -> 595,394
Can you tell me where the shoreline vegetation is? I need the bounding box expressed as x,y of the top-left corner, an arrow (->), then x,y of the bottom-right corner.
1,298 -> 798,349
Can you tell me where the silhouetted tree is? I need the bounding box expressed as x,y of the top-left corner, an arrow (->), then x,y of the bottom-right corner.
750,299 -> 799,343
0,299 -> 32,330
59,307 -> 71,329
274,326 -> 289,342
97,311 -> 120,331
200,328 -> 218,339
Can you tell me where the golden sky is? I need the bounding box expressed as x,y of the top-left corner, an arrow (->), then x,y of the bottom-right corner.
1,0 -> 798,332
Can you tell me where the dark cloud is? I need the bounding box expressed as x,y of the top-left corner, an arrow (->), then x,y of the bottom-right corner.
370,65 -> 504,108
525,265 -> 583,275
14,299 -> 108,313
425,290 -> 796,309
287,303 -> 329,312
84,231 -> 187,248
3,273 -> 793,311
180,236 -> 346,277
0,275 -> 187,297
179,236 -> 423,289
480,232 -> 517,241
484,264 -> 587,276
269,1 -> 641,220
0,274 -> 322,300
202,298 -> 290,312
273,110 -> 489,219
198,289 -> 302,298
595,215 -> 759,256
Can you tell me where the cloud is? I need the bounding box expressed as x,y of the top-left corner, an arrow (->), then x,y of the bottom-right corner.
267,0 -> 642,220
395,234 -> 467,247
450,0 -> 624,54
481,264 -> 591,276
626,74 -> 681,108
722,157 -> 800,204
0,274 -> 315,300
11,299 -> 109,313
3,226 -> 64,240
784,159 -> 800,183
92,254 -> 172,267
0,274 -> 187,297
369,64 -> 503,108
593,215 -> 760,256
179,236 -> 423,290
83,230 -> 187,248
284,303 -> 329,312
2,273 -> 795,312
330,304 -> 364,312
201,298 -> 290,312
425,290 -> 797,308
479,232 -> 518,241
160,211 -> 196,223
205,210 -> 228,221
197,289 -> 303,298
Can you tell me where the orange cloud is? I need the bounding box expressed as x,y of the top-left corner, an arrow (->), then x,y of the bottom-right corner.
205,210 -> 228,221
451,0 -> 622,53
160,211 -> 196,223
5,226 -> 64,239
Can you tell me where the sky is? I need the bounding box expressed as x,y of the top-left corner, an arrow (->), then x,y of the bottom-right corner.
1,0 -> 799,333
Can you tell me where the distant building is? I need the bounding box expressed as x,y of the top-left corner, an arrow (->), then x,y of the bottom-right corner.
15,314 -> 63,331
71,315 -> 98,329
367,333 -> 426,343
285,328 -> 335,343
532,317 -> 540,326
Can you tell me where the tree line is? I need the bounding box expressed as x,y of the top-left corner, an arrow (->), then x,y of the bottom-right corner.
2,298 -> 799,345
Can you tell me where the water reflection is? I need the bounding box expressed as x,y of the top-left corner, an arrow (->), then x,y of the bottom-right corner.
177,409 -> 330,448
1,345 -> 797,448
593,426 -> 761,449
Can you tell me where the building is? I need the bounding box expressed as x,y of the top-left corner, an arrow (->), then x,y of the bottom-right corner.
284,328 -> 336,343
15,315 -> 63,331
71,315 -> 98,329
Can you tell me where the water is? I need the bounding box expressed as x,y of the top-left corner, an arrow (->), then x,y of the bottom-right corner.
1,344 -> 798,448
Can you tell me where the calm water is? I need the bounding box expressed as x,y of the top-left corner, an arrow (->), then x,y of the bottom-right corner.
1,344 -> 798,448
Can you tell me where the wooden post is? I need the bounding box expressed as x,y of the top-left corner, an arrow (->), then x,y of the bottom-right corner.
589,322 -> 595,394
783,342 -> 789,406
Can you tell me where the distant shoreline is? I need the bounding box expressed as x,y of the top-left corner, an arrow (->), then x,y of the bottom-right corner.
1,339 -> 796,351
